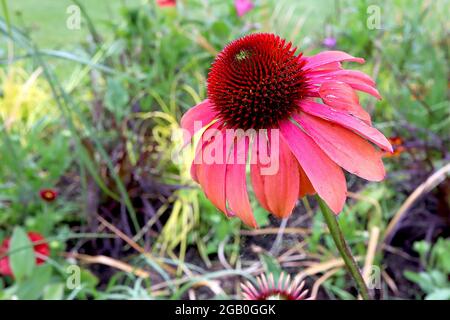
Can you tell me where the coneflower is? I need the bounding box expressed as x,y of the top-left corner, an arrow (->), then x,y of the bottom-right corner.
181,33 -> 392,228
241,272 -> 312,300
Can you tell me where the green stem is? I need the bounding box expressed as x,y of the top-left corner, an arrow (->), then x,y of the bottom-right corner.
316,196 -> 372,300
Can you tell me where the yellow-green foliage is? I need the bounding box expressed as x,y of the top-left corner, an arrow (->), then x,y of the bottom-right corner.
0,65 -> 55,130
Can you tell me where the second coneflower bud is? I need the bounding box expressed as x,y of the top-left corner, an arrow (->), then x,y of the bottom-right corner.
241,272 -> 313,300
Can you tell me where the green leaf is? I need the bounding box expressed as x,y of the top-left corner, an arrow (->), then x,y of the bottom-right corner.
80,268 -> 99,288
327,282 -> 356,300
404,270 -> 437,294
211,21 -> 230,39
425,288 -> 450,300
413,240 -> 430,261
253,205 -> 269,227
432,238 -> 450,273
16,264 -> 52,299
259,252 -> 282,279
43,283 -> 65,300
105,77 -> 129,121
9,227 -> 35,282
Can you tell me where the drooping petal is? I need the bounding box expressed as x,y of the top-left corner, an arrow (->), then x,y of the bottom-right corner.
280,120 -> 347,214
295,113 -> 386,181
250,130 -> 300,218
226,136 -> 257,227
193,125 -> 231,216
190,137 -> 204,183
346,81 -> 381,100
190,121 -> 222,183
299,166 -> 315,198
304,51 -> 364,70
303,61 -> 342,74
308,70 -> 381,99
180,99 -> 217,146
196,161 -> 228,215
299,100 -> 393,152
263,138 -> 300,218
250,134 -> 271,213
312,69 -> 375,86
318,81 -> 371,124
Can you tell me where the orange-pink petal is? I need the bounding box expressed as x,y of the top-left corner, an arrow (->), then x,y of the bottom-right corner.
180,99 -> 217,146
250,131 -> 300,219
250,135 -> 271,213
191,121 -> 221,183
280,119 -> 347,214
299,100 -> 393,152
226,136 -> 257,228
299,166 -> 315,198
295,113 -> 386,181
308,69 -> 381,99
304,51 -> 364,70
318,81 -> 371,124
193,126 -> 231,216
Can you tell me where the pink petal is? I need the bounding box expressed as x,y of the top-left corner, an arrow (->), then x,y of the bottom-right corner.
295,113 -> 386,181
299,166 -> 315,198
190,121 -> 222,183
310,69 -> 375,85
250,131 -> 300,218
346,82 -> 381,100
309,70 -> 381,99
226,136 -> 257,228
303,61 -> 342,75
280,120 -> 347,214
180,99 -> 217,146
190,142 -> 202,183
318,81 -> 372,124
250,135 -> 271,213
193,126 -> 232,216
264,139 -> 300,218
304,51 -> 364,70
299,100 -> 393,152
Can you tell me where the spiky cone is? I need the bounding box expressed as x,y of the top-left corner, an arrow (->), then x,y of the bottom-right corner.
241,272 -> 313,300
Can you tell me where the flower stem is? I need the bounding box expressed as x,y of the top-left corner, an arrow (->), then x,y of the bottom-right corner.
316,196 -> 372,300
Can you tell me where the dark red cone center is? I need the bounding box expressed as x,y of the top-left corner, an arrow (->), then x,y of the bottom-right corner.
207,33 -> 308,129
